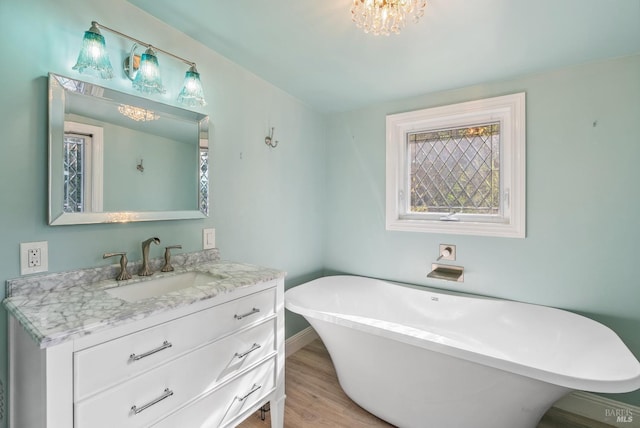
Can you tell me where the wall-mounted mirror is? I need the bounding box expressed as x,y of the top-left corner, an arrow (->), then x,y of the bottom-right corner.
48,73 -> 209,225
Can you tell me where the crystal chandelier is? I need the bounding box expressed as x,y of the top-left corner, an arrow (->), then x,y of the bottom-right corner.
351,0 -> 427,36
117,104 -> 159,122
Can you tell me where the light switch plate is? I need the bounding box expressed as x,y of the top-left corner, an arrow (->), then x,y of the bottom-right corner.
20,241 -> 49,275
203,228 -> 216,249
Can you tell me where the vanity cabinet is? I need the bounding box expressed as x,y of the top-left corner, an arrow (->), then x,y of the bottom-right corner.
8,277 -> 285,428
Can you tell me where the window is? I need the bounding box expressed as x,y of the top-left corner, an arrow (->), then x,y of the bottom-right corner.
63,133 -> 86,212
386,93 -> 526,238
199,146 -> 209,215
63,122 -> 104,213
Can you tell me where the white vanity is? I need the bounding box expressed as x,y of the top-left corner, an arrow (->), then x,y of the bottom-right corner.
4,250 -> 285,428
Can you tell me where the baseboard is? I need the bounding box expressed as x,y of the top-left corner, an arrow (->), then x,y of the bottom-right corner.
285,326 -> 318,358
553,391 -> 639,427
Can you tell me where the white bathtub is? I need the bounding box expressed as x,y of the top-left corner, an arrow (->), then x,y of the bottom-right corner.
285,275 -> 640,428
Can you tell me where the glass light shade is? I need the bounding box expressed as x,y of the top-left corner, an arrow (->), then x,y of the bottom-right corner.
351,0 -> 427,36
72,27 -> 114,79
177,66 -> 207,107
132,48 -> 165,94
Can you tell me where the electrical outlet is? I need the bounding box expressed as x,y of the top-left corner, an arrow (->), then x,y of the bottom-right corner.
28,247 -> 41,267
203,228 -> 216,249
20,241 -> 48,275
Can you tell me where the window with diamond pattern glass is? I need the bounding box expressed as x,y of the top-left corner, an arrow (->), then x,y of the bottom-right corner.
63,135 -> 86,213
386,92 -> 525,237
408,123 -> 500,215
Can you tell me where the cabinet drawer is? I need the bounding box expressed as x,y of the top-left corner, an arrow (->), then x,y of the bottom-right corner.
74,285 -> 276,400
151,358 -> 275,428
74,321 -> 276,428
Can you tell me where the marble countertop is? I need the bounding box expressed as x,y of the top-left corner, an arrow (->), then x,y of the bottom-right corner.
4,253 -> 285,349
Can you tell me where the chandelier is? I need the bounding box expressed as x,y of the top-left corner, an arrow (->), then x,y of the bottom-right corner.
351,0 -> 427,36
118,104 -> 159,122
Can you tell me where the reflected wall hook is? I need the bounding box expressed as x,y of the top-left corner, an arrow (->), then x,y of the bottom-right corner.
265,127 -> 278,148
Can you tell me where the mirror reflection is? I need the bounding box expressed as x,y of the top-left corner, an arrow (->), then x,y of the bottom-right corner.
49,73 -> 209,225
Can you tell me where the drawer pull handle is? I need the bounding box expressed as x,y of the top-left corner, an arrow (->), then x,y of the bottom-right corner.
234,307 -> 260,320
129,341 -> 173,362
237,384 -> 262,402
234,343 -> 261,359
131,388 -> 174,415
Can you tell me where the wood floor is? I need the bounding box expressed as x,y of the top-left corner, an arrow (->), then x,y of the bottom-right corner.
238,339 -> 613,428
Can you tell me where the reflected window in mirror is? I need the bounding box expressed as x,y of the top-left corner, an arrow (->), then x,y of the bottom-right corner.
63,134 -> 85,213
63,122 -> 104,213
199,148 -> 209,216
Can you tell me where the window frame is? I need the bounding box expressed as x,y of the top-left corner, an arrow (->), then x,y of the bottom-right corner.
385,92 -> 526,238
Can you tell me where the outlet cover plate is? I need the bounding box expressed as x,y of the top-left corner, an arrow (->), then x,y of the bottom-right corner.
203,228 -> 216,249
20,241 -> 48,275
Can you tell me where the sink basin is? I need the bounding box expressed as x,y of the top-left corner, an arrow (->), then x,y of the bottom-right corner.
106,271 -> 225,302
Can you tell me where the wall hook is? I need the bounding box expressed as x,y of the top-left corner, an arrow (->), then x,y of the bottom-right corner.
136,159 -> 144,172
265,127 -> 278,148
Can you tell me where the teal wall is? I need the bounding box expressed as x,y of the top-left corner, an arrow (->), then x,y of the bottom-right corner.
0,0 -> 326,425
324,54 -> 640,406
100,125 -> 197,211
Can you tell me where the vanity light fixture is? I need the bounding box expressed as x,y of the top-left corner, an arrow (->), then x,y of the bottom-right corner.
130,46 -> 165,95
73,21 -> 206,106
72,22 -> 114,79
177,65 -> 207,107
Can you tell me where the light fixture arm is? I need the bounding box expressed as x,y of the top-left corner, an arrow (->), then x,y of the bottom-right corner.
91,21 -> 196,68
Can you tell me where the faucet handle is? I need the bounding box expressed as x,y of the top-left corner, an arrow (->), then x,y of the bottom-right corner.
103,252 -> 132,281
161,245 -> 182,272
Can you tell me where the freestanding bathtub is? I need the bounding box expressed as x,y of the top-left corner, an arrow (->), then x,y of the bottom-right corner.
285,275 -> 640,428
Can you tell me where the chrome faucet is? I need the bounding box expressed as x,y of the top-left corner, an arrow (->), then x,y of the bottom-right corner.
139,237 -> 160,276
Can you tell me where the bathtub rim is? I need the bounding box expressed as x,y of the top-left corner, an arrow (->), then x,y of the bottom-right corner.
284,274 -> 640,394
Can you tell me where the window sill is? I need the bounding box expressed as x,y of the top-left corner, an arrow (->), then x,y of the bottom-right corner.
385,216 -> 525,238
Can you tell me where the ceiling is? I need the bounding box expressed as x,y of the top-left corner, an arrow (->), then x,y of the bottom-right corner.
129,0 -> 640,113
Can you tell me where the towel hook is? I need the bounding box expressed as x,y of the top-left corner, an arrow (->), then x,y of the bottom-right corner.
265,127 -> 278,148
